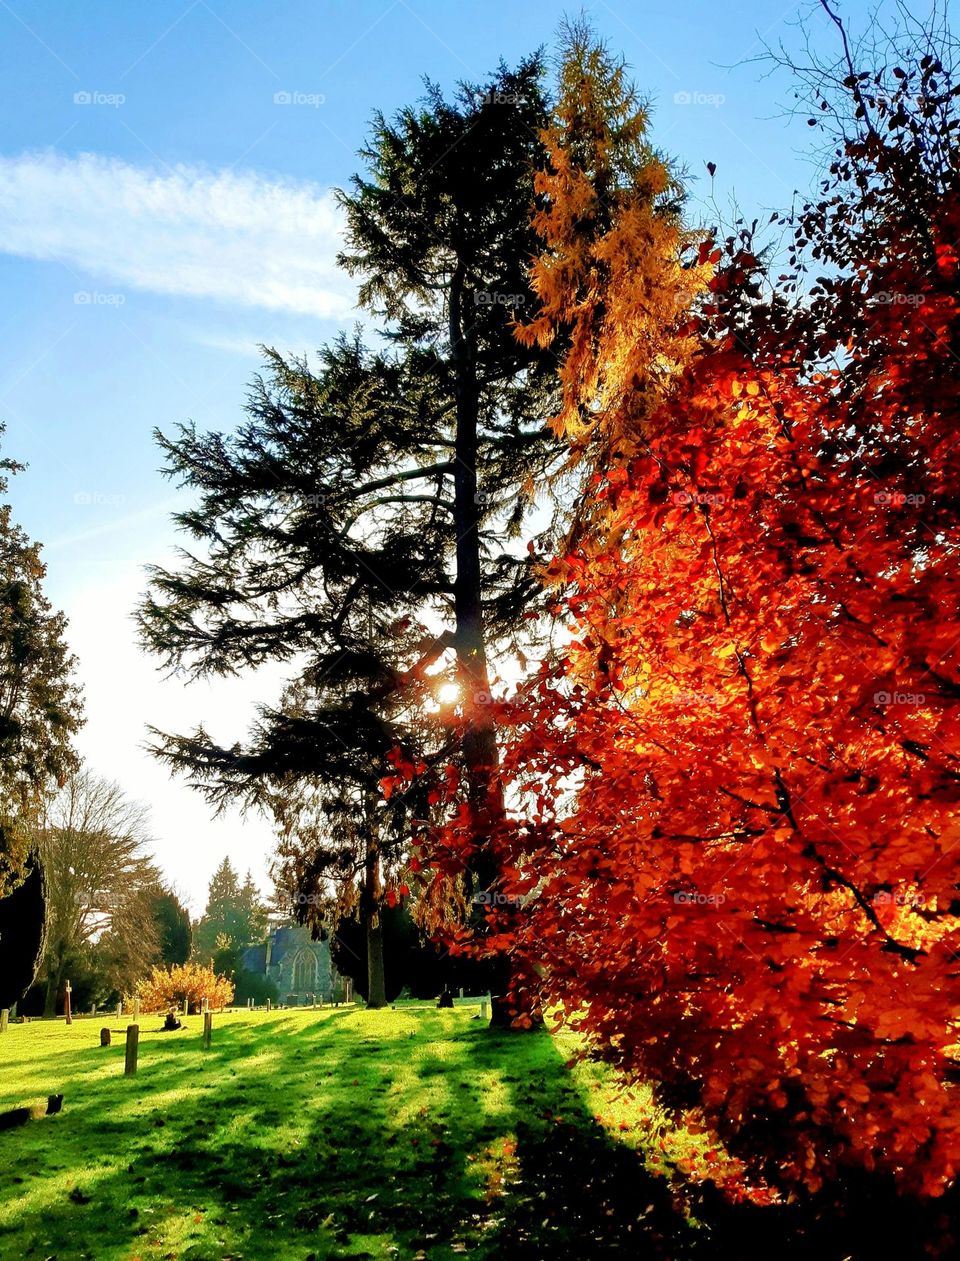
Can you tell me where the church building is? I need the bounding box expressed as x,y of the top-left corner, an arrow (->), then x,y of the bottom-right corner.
240,923 -> 347,1005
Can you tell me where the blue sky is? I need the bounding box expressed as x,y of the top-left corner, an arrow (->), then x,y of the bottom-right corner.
0,0 -> 877,913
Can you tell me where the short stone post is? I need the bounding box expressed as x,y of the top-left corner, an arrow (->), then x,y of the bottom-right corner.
115,1000 -> 122,1019
91,1003 -> 97,1017
201,995 -> 209,1015
480,999 -> 488,1021
0,1009 -> 8,1033
132,996 -> 140,1022
183,997 -> 189,1017
459,987 -> 464,999
124,1024 -> 139,1076
100,1027 -> 111,1047
203,1011 -> 212,1049
64,979 -> 73,1025
265,998 -> 271,1012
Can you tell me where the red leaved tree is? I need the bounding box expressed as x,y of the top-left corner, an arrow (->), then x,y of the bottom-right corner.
436,26 -> 960,1199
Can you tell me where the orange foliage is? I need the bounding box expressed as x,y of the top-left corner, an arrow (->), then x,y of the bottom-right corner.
516,22 -> 708,479
433,39 -> 960,1199
137,961 -> 234,1014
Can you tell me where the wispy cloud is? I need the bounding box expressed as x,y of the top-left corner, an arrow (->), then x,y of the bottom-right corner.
186,329 -> 271,358
45,497 -> 180,551
0,150 -> 354,318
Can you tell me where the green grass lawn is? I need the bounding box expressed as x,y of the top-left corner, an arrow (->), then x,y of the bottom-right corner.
0,1003 -> 727,1260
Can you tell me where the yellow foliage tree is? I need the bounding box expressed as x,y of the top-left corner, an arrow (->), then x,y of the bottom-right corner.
517,19 -> 709,488
137,961 -> 234,1014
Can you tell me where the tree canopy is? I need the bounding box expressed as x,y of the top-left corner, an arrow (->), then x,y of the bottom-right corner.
194,858 -> 266,957
39,770 -> 160,1015
0,434 -> 82,897
139,55 -> 572,1023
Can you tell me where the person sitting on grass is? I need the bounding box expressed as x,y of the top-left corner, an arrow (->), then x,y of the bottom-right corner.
161,1009 -> 182,1031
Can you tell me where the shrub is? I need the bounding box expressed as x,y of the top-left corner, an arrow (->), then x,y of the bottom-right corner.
137,961 -> 233,1014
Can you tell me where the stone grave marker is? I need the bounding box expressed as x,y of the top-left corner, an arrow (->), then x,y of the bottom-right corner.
124,1025 -> 139,1076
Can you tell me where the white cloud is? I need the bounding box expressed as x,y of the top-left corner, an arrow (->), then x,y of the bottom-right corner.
0,150 -> 355,318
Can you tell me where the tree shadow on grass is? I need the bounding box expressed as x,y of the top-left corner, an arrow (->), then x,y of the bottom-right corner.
0,1014 -> 356,1258
1,1012 -> 956,1260
459,1028 -> 960,1261
455,1026 -> 695,1258
2,1012 -> 693,1258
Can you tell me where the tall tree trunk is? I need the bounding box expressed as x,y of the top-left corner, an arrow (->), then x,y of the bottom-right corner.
0,855 -> 48,1011
43,960 -> 62,1018
366,912 -> 387,1009
448,260 -> 526,1030
363,809 -> 387,1009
